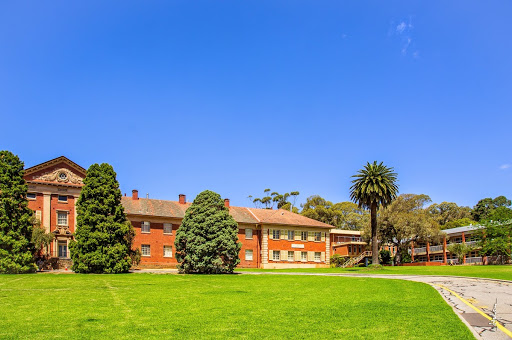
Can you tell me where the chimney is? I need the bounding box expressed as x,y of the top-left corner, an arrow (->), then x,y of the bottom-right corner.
132,190 -> 139,200
224,198 -> 230,208
179,194 -> 186,204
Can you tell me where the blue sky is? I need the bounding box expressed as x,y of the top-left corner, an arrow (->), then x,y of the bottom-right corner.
1,1 -> 511,209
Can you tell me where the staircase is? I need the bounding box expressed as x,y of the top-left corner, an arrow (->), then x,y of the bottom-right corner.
341,251 -> 372,268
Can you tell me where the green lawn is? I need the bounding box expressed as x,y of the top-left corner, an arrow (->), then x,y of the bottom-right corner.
0,273 -> 473,339
236,264 -> 512,281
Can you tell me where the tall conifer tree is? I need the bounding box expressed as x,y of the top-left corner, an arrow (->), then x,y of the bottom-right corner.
175,190 -> 241,273
70,163 -> 132,273
0,151 -> 36,273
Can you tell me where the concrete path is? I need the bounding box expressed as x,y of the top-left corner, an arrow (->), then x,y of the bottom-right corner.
132,269 -> 512,339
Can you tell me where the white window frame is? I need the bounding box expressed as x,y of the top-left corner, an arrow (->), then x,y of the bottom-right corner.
301,231 -> 308,241
272,250 -> 280,261
245,228 -> 253,239
314,252 -> 321,262
141,221 -> 150,233
287,230 -> 294,241
58,195 -> 68,203
301,251 -> 307,262
287,251 -> 294,262
245,249 -> 253,261
272,229 -> 280,240
57,211 -> 68,226
163,223 -> 172,235
314,232 -> 322,242
163,245 -> 172,258
141,244 -> 151,257
27,193 -> 36,200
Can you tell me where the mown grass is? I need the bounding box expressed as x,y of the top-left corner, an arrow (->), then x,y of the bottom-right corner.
236,264 -> 512,281
0,273 -> 473,339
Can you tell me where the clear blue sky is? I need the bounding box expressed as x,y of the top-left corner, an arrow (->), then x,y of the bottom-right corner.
1,1 -> 511,209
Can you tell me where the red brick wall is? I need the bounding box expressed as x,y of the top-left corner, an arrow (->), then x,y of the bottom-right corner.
51,194 -> 75,233
131,219 -> 261,268
132,221 -> 178,267
238,226 -> 260,268
27,193 -> 44,220
267,229 -> 328,265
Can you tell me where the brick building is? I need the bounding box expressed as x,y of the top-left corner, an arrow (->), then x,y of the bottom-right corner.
25,156 -> 360,269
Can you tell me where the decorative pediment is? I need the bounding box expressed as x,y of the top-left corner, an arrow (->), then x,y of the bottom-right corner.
33,168 -> 83,185
52,226 -> 73,236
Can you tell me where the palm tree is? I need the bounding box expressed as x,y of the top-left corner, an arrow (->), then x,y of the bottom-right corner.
350,161 -> 398,264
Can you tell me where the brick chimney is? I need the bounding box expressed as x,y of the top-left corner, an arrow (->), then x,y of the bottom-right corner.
132,190 -> 139,200
224,198 -> 230,208
179,194 -> 186,204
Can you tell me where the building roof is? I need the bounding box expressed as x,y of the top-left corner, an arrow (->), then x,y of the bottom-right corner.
25,156 -> 87,176
442,224 -> 483,235
121,197 -> 333,228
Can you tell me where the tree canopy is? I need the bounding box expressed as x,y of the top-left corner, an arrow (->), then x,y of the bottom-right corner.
427,202 -> 472,226
0,151 -> 36,273
175,190 -> 241,273
477,221 -> 512,264
249,189 -> 299,212
69,163 -> 133,273
472,196 -> 512,222
300,196 -> 369,230
350,161 -> 398,264
378,194 -> 441,264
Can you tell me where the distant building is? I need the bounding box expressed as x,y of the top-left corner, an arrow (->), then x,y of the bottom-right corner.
24,156 -> 359,269
410,225 -> 485,265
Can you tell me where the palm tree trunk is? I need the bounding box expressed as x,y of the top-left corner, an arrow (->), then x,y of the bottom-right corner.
371,203 -> 379,265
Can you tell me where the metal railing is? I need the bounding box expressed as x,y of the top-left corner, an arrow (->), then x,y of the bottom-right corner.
341,251 -> 372,268
413,247 -> 426,255
333,236 -> 364,244
465,241 -> 478,246
465,257 -> 483,264
429,245 -> 444,252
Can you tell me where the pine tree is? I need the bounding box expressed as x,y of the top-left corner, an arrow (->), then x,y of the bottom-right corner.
69,163 -> 132,273
175,190 -> 241,273
0,151 -> 36,273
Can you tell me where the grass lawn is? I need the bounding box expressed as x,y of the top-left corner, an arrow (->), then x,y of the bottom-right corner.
237,264 -> 512,281
0,273 -> 473,339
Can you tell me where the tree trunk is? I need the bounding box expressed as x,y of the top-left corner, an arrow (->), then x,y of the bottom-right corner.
371,203 -> 379,265
394,246 -> 401,265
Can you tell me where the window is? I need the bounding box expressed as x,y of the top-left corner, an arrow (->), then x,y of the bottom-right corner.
314,252 -> 321,262
58,195 -> 68,203
288,251 -> 294,261
141,244 -> 151,256
245,228 -> 253,239
301,251 -> 307,262
301,231 -> 308,241
348,245 -> 352,254
272,250 -> 280,261
141,221 -> 150,233
272,229 -> 280,240
163,245 -> 172,258
27,193 -> 36,200
288,230 -> 294,240
163,223 -> 172,234
245,249 -> 253,261
58,241 -> 68,258
57,211 -> 68,226
314,232 -> 322,242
